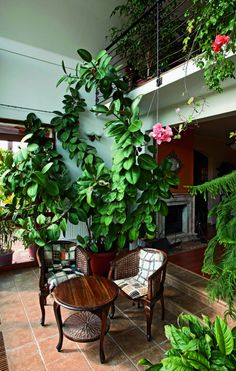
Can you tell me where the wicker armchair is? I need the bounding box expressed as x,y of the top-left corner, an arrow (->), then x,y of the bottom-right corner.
36,241 -> 91,326
108,247 -> 167,341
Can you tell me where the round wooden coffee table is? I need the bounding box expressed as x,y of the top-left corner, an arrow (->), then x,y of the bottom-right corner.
52,275 -> 118,363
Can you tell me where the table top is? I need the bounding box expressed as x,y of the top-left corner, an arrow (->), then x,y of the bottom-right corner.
53,275 -> 119,311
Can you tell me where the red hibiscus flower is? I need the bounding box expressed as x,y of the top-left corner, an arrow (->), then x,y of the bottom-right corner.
212,34 -> 231,53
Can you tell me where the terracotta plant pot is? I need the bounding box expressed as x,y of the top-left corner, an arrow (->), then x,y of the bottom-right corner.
87,250 -> 117,277
28,244 -> 37,260
0,250 -> 13,266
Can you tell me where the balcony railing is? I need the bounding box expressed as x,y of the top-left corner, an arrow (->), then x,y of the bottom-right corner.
96,0 -> 198,103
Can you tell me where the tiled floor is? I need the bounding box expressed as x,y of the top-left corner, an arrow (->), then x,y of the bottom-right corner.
0,268 -> 176,370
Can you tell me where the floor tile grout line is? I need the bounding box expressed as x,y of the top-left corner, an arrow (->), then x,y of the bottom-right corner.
13,271 -> 48,371
106,332 -> 140,370
73,342 -> 94,371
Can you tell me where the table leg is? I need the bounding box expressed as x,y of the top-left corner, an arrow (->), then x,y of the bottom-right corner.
53,301 -> 63,351
96,303 -> 110,364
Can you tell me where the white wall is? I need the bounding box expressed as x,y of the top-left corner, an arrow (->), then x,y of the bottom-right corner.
0,0 -> 123,59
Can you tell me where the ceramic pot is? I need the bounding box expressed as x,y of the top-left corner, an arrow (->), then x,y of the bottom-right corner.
87,250 -> 117,277
0,250 -> 13,266
28,244 -> 37,260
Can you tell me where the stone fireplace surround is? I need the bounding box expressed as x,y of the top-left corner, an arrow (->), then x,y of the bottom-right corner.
157,193 -> 196,244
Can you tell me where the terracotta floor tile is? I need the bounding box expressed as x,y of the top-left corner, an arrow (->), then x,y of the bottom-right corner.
79,336 -> 127,368
38,334 -> 80,366
165,286 -> 207,314
30,320 -> 58,341
6,342 -> 46,371
110,327 -> 154,358
46,352 -> 92,371
0,306 -> 28,327
3,325 -> 34,350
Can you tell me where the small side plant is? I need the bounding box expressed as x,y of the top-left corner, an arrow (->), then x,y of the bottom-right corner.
139,313 -> 236,370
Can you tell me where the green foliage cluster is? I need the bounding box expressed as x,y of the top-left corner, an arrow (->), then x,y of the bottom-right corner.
140,313 -> 236,370
52,48 -> 179,252
190,171 -> 236,319
108,0 -> 183,80
1,113 -> 72,247
185,0 -> 236,92
1,48 -> 178,253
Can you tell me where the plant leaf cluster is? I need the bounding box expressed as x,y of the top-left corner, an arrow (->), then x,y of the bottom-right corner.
184,0 -> 236,92
53,48 -> 179,252
189,171 -> 236,319
139,313 -> 236,370
1,113 -> 72,247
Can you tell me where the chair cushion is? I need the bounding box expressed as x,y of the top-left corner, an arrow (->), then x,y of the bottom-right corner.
136,249 -> 164,285
46,267 -> 83,291
44,242 -> 77,268
114,277 -> 148,299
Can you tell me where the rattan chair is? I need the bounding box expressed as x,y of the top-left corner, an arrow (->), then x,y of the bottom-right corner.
36,241 -> 91,326
108,247 -> 167,341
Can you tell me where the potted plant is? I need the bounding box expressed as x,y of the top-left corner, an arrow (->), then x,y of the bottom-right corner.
139,313 -> 236,370
0,219 -> 17,266
51,48 -> 179,275
1,114 -> 73,251
0,148 -> 16,266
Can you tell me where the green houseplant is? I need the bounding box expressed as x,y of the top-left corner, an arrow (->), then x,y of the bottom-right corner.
0,148 -> 17,266
139,313 -> 236,370
52,48 -> 179,268
2,48 -> 178,275
1,113 -> 73,250
190,171 -> 236,320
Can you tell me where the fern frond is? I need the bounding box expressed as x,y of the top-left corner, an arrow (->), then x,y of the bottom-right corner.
189,170 -> 236,199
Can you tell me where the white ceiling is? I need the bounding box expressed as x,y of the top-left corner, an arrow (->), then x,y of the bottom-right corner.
0,0 -> 123,59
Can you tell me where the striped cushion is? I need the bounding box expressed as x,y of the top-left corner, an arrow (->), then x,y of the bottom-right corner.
114,277 -> 148,299
135,250 -> 164,285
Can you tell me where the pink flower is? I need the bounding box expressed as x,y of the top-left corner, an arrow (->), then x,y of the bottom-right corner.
175,107 -> 181,113
212,34 -> 231,53
149,123 -> 173,145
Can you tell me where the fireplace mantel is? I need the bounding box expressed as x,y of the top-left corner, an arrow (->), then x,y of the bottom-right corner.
157,193 -> 196,243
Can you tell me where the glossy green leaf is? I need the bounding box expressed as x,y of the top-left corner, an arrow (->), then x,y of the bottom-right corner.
138,154 -> 157,170
91,104 -> 109,113
77,48 -> 92,62
131,95 -> 142,111
36,214 -> 46,225
96,49 -> 107,60
123,157 -> 134,170
27,143 -> 39,152
47,180 -> 59,196
214,315 -> 234,355
69,212 -> 79,224
162,356 -> 194,370
42,162 -> 53,174
27,183 -> 38,198
128,119 -> 142,132
125,165 -> 141,184
47,224 -> 61,241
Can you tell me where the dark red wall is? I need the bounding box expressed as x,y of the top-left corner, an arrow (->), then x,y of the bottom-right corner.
157,130 -> 194,193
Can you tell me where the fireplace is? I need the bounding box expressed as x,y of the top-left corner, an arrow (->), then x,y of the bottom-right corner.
157,193 -> 196,243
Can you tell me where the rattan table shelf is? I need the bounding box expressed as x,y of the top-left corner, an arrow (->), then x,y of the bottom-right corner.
53,276 -> 118,363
